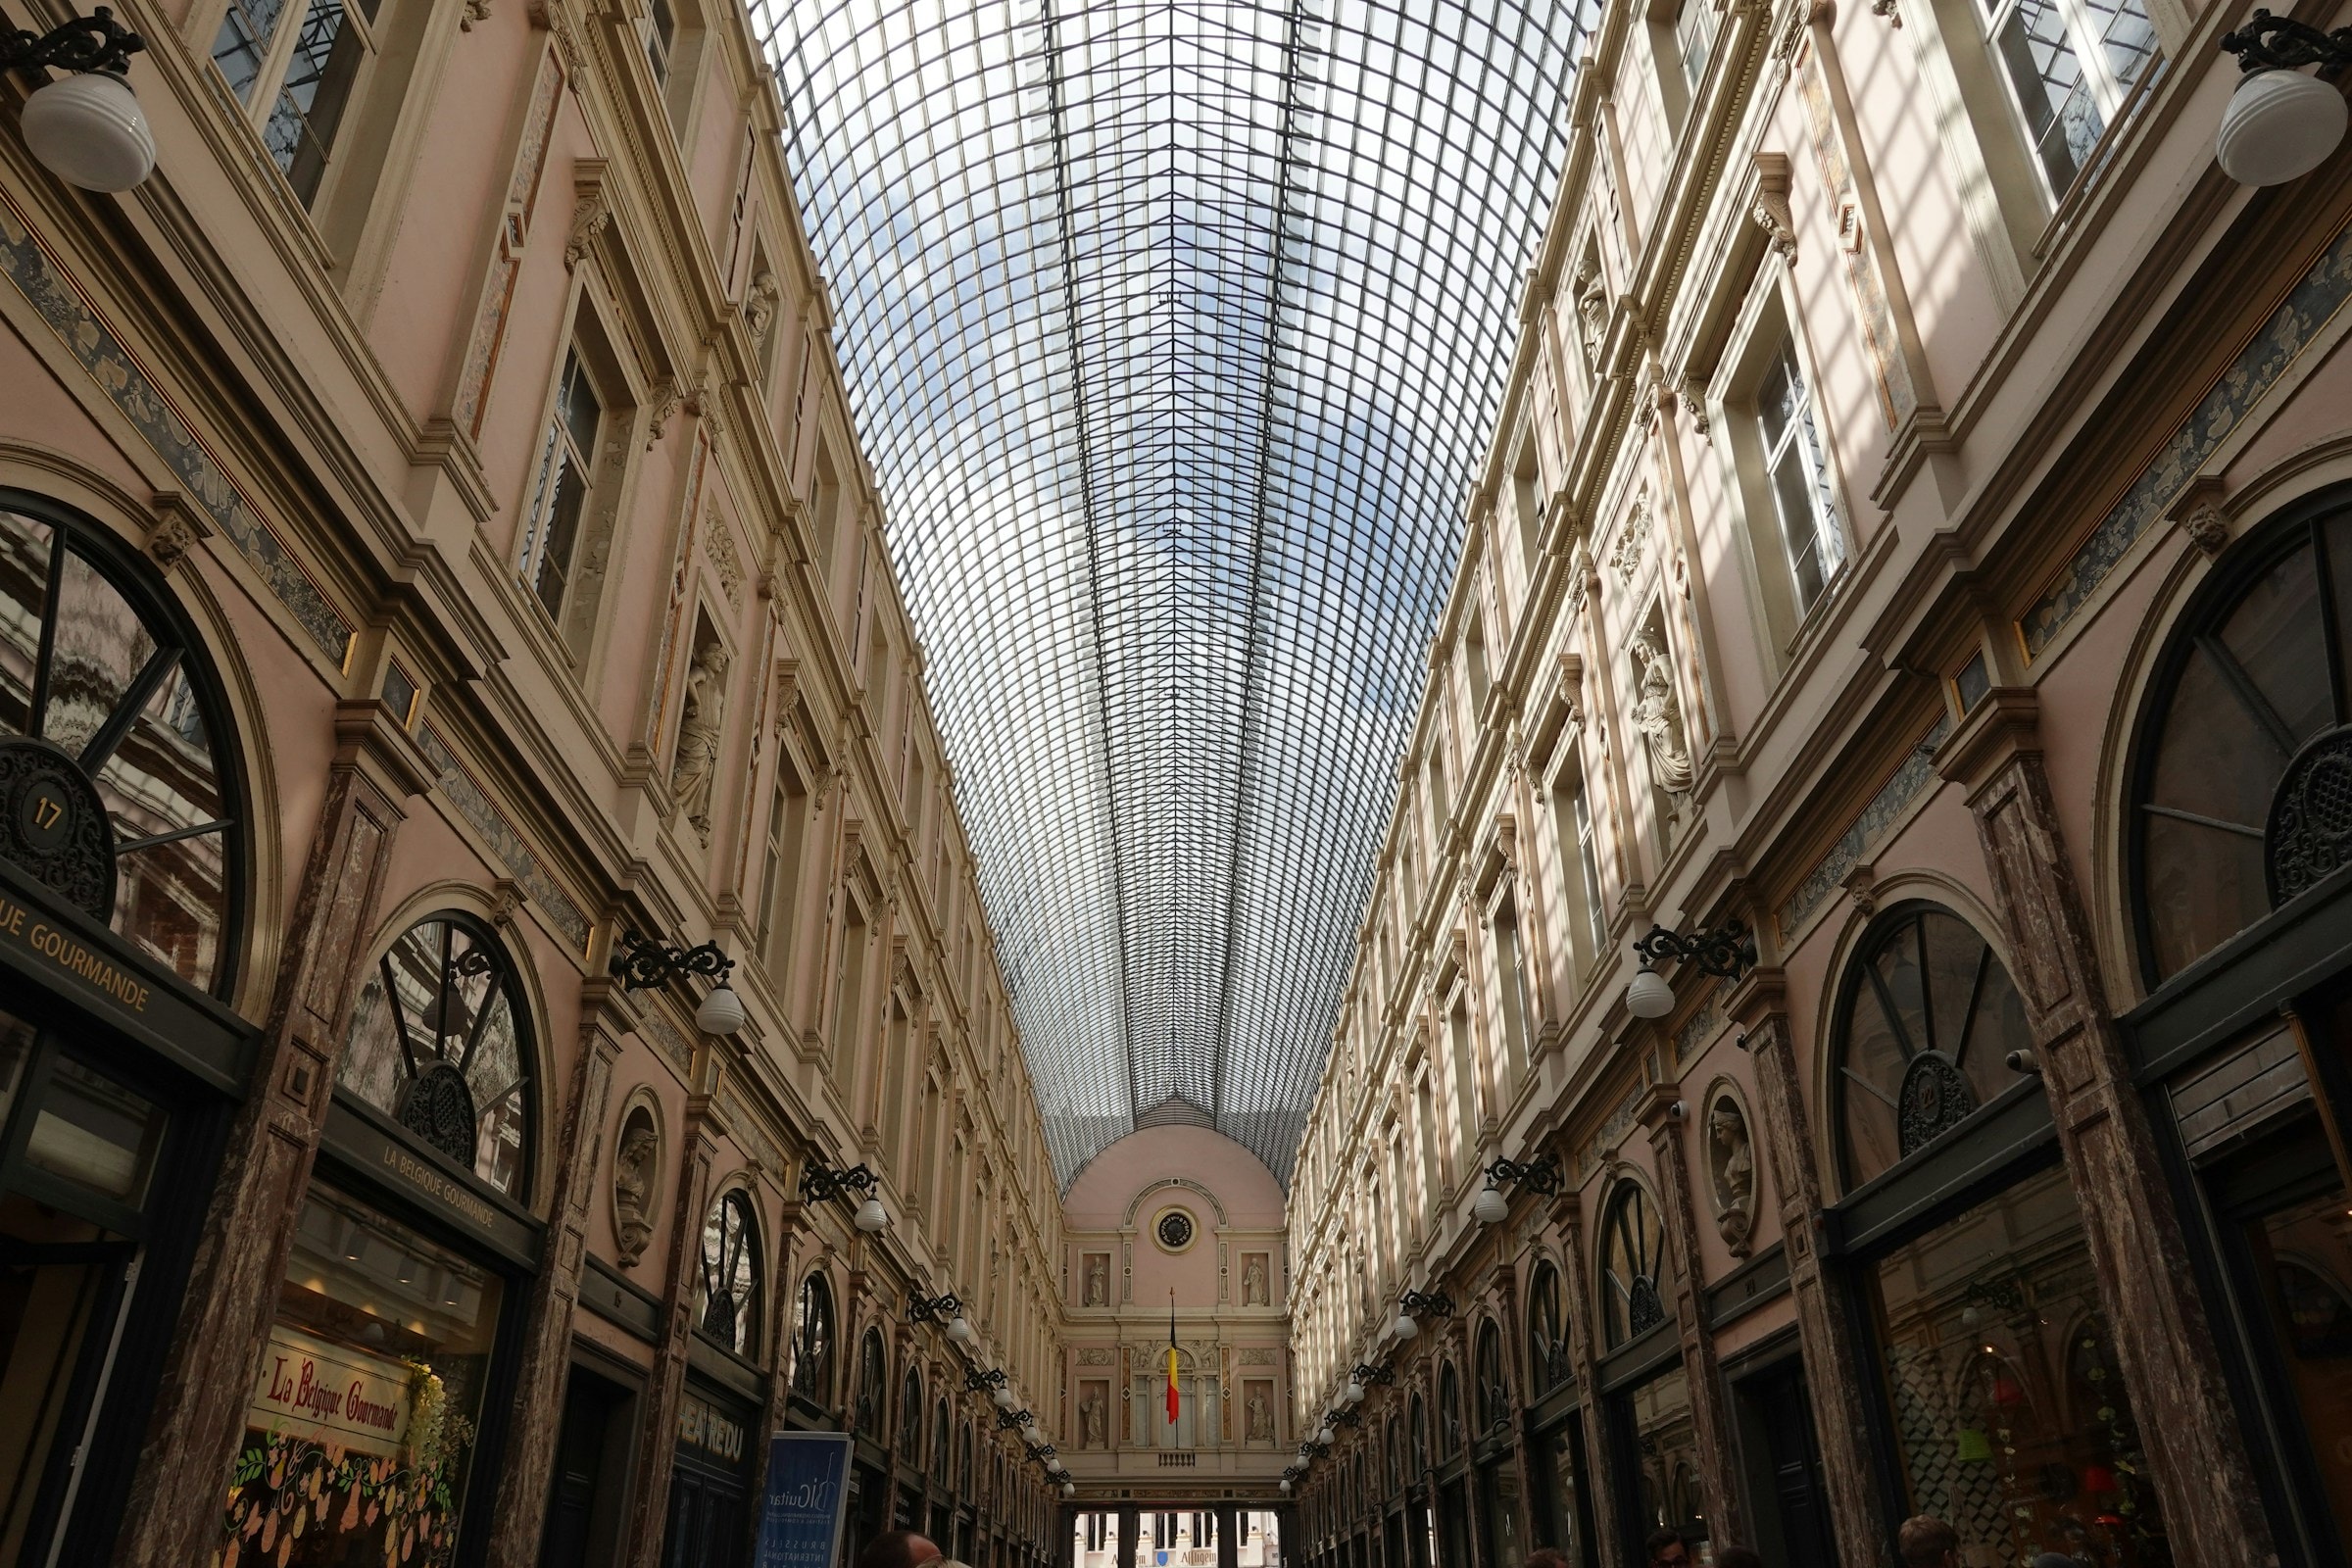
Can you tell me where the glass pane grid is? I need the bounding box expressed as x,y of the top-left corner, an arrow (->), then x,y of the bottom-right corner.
756,0 -> 1596,1185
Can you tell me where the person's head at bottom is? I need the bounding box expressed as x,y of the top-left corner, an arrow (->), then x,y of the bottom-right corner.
1898,1516 -> 1962,1568
1524,1550 -> 1572,1568
1645,1528 -> 1690,1567
1714,1548 -> 1766,1568
856,1530 -> 944,1568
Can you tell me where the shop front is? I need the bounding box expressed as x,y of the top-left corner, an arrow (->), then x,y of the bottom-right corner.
0,491 -> 254,1565
2120,486 -> 2352,1568
1521,1263 -> 1595,1568
1593,1181 -> 1706,1565
1823,903 -> 2169,1567
219,910 -> 545,1567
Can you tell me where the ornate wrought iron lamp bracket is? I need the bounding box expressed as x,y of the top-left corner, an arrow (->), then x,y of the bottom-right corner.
0,7 -> 142,76
2221,9 -> 2352,75
1484,1153 -> 1562,1196
1632,920 -> 1757,981
997,1407 -> 1034,1431
611,927 -> 736,991
799,1158 -> 879,1205
906,1292 -> 962,1324
965,1366 -> 1008,1394
1349,1361 -> 1396,1386
1397,1288 -> 1454,1319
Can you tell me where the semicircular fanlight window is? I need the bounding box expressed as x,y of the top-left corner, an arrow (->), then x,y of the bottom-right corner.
341,915 -> 535,1198
0,500 -> 239,992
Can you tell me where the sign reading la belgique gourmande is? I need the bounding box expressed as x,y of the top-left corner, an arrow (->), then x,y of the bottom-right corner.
758,1432 -> 854,1568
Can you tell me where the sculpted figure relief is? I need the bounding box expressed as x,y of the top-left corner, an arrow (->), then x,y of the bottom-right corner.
612,1110 -> 659,1268
673,639 -> 731,839
1242,1253 -> 1269,1306
1246,1387 -> 1273,1444
1629,631 -> 1693,798
1709,1098 -> 1756,1257
1081,1386 -> 1107,1448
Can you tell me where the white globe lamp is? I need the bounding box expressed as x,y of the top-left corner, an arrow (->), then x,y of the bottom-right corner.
1393,1311 -> 1418,1342
695,981 -> 747,1035
2217,69 -> 2348,185
1472,1183 -> 1509,1225
1062,1482 -> 1076,1498
1344,1379 -> 1365,1405
948,1314 -> 974,1344
1279,1479 -> 1292,1494
854,1194 -> 888,1233
994,1385 -> 1017,1410
1316,1424 -> 1334,1446
1627,962 -> 1674,1019
22,71 -> 156,191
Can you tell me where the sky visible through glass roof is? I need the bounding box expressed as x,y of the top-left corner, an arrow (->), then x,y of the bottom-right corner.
753,0 -> 1596,1187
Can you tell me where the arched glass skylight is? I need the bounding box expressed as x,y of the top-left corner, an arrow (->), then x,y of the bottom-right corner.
754,0 -> 1597,1186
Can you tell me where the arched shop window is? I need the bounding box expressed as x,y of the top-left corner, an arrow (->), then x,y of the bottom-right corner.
1475,1320 -> 1509,1433
341,914 -> 536,1196
791,1272 -> 834,1401
856,1327 -> 888,1437
1834,903 -> 2034,1189
699,1187 -> 761,1356
0,494 -> 243,992
2132,494 -> 2352,981
1386,1415 -> 1403,1490
1835,908 -> 2170,1563
1437,1360 -> 1463,1454
932,1396 -> 952,1476
1408,1392 -> 1428,1475
901,1365 -> 924,1449
1598,1181 -> 1664,1348
1526,1262 -> 1570,1396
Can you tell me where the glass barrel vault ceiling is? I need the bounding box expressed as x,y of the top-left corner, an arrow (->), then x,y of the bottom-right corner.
753,0 -> 1598,1188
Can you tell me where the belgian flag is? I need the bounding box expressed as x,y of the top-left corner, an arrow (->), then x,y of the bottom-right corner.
1165,1291 -> 1180,1425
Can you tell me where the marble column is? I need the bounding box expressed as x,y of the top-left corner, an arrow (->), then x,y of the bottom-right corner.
483,978 -> 626,1567
1943,692 -> 2274,1568
117,700 -> 425,1568
618,1089 -> 719,1565
1734,974 -> 1895,1568
1217,1503 -> 1241,1568
1641,1084 -> 1745,1552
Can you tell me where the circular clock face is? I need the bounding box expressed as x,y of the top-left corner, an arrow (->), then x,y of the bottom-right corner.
1154,1207 -> 1197,1252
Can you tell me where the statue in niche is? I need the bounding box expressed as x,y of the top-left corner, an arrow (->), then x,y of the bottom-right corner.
1576,261 -> 1607,363
1242,1253 -> 1269,1307
1083,1253 -> 1109,1307
673,639 -> 730,840
1081,1386 -> 1107,1449
612,1111 -> 659,1268
1246,1387 -> 1273,1444
1629,631 -> 1694,800
1709,1099 -> 1755,1257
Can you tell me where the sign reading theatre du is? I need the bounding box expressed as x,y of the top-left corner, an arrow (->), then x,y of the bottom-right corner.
757,1431 -> 855,1568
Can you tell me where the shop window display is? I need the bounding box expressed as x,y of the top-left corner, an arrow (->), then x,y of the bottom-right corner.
1868,1163 -> 2168,1565
219,1185 -> 501,1566
1626,1363 -> 1704,1557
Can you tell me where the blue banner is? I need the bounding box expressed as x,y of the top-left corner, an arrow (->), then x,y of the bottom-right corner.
756,1431 -> 855,1568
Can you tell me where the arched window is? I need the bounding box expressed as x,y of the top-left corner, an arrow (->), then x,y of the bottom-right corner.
791,1272 -> 834,1400
1408,1392 -> 1428,1475
699,1187 -> 761,1356
932,1396 -> 952,1476
0,495 -> 243,992
1385,1415 -> 1403,1490
1526,1262 -> 1570,1396
1599,1180 -> 1664,1348
2131,495 -> 2352,980
1834,903 -> 2033,1188
1474,1319 -> 1509,1432
1437,1360 -> 1463,1454
957,1421 -> 973,1493
341,913 -> 535,1196
900,1365 -> 924,1449
856,1327 -> 888,1437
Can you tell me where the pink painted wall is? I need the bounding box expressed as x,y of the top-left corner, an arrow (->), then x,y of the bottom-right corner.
1063,1126 -> 1285,1310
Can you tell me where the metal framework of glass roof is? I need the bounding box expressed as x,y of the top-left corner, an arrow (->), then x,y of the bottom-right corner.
753,0 -> 1597,1188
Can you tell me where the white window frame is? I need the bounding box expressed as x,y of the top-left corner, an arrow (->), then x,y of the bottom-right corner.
208,0 -> 386,207
518,347 -> 608,625
1977,0 -> 2157,201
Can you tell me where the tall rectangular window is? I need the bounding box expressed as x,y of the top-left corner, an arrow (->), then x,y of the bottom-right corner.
519,352 -> 604,621
1676,0 -> 1713,92
1756,334 -> 1844,616
1981,0 -> 2155,198
757,758 -> 810,984
646,0 -> 676,83
211,0 -> 385,205
1553,768 -> 1608,978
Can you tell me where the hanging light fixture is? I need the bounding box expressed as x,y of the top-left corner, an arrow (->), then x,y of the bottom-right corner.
1473,1153 -> 1563,1225
2215,10 -> 2352,185
1343,1378 -> 1365,1405
1626,920 -> 1755,1020
1062,1481 -> 1076,1498
994,1385 -> 1018,1410
3,8 -> 155,191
